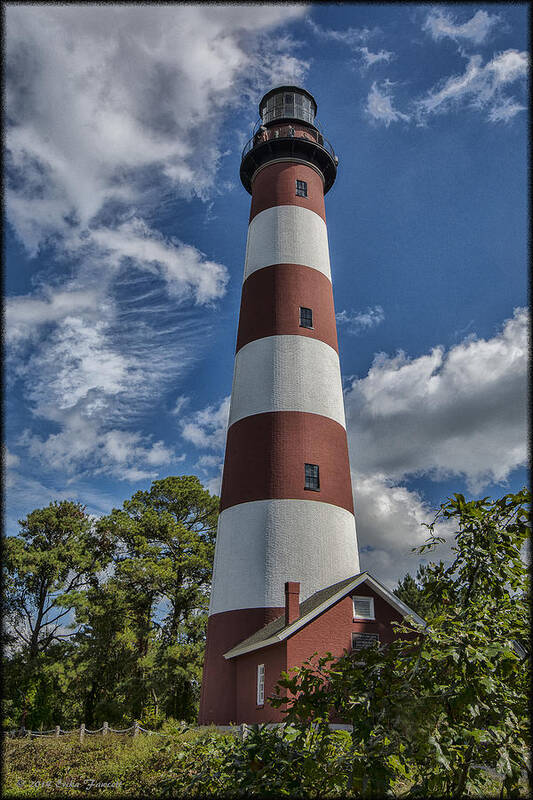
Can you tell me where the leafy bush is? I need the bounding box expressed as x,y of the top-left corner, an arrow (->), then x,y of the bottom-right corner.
270,490 -> 530,798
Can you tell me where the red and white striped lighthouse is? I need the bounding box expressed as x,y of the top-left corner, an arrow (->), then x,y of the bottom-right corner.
199,86 -> 359,725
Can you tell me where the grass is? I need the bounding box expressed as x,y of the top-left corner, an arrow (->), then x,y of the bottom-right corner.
2,724 -> 228,798
3,725 -> 529,798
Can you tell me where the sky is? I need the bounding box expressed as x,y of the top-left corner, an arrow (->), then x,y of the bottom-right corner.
4,3 -> 529,587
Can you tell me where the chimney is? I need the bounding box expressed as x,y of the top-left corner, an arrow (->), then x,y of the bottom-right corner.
285,581 -> 300,626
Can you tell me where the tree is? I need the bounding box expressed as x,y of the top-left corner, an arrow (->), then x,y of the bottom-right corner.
271,489 -> 530,798
93,476 -> 219,722
394,562 -> 444,618
3,500 -> 111,727
66,578 -> 139,726
4,500 -> 109,658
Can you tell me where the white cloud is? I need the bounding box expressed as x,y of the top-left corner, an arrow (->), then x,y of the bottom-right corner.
423,9 -> 500,45
88,218 -> 228,304
488,97 -> 527,123
11,281 -> 198,482
5,4 -> 308,255
3,447 -> 21,490
21,413 -> 177,482
27,316 -> 134,413
416,50 -> 529,122
365,81 -> 410,126
345,308 -> 528,492
3,446 -> 20,470
6,288 -> 102,344
5,5 -> 309,491
181,396 -> 231,451
179,397 -> 231,494
197,454 -> 225,498
307,19 -> 393,74
354,472 -> 455,587
356,47 -> 393,70
171,395 -> 190,416
197,454 -> 224,470
336,305 -> 385,334
144,440 -> 175,466
307,18 -> 374,47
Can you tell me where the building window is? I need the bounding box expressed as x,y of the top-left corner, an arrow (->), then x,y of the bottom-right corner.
296,179 -> 308,197
257,664 -> 265,706
305,463 -> 320,491
352,632 -> 380,650
300,307 -> 313,329
353,595 -> 375,620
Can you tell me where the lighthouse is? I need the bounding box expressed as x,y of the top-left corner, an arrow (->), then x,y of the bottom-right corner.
198,87 -> 418,726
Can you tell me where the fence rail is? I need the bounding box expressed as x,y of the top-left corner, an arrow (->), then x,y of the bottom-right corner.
241,128 -> 336,162
5,721 -> 356,744
4,721 -> 166,740
4,721 -> 258,741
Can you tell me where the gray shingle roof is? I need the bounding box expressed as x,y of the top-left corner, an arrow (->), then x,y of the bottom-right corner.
232,573 -> 362,651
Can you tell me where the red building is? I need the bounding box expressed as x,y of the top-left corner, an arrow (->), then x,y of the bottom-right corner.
199,86 -> 421,726
222,573 -> 424,724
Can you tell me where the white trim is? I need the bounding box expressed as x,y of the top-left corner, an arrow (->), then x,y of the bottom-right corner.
224,572 -> 425,659
257,663 -> 265,706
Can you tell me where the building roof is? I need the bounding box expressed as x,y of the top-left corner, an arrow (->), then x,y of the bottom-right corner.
224,571 -> 426,660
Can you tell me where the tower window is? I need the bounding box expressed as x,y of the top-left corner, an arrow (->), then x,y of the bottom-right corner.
305,463 -> 320,491
257,664 -> 265,706
296,180 -> 308,197
299,307 -> 313,329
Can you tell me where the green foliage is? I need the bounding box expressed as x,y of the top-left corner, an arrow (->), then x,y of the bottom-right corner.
3,485 -> 529,797
164,724 -> 354,797
4,726 -> 527,798
3,501 -> 110,728
89,475 -> 218,724
393,563 -> 442,618
270,489 -> 530,798
3,478 -> 219,730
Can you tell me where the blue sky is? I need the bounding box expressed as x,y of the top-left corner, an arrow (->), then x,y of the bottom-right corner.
5,4 -> 528,585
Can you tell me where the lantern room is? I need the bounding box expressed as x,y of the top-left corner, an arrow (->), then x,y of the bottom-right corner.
259,86 -> 317,126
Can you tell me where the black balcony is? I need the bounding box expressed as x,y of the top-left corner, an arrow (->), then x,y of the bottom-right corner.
240,128 -> 338,195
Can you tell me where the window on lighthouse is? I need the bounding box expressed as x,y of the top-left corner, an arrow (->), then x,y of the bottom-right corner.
296,179 -> 308,197
305,463 -> 320,491
299,307 -> 313,329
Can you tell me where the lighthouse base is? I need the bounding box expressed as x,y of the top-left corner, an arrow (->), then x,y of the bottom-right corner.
198,607 -> 284,725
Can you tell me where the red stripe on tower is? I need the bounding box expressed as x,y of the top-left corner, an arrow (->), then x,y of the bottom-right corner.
236,264 -> 338,353
199,86 -> 359,725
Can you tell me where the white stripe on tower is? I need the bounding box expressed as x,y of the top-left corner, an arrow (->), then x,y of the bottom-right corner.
210,500 -> 358,614
244,205 -> 332,280
228,335 -> 346,428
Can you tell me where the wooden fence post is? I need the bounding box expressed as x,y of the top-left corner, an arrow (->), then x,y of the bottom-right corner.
80,723 -> 85,743
55,726 -> 60,737
103,721 -> 108,736
133,721 -> 139,737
